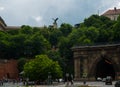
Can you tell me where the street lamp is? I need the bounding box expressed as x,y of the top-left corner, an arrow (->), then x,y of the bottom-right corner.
48,72 -> 52,85
82,72 -> 87,85
66,73 -> 69,85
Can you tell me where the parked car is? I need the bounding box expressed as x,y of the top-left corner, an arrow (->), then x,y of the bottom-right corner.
97,77 -> 102,81
102,78 -> 106,82
27,81 -> 35,85
105,76 -> 112,85
115,80 -> 120,87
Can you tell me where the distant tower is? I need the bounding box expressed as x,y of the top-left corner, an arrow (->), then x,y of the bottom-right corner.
52,18 -> 58,28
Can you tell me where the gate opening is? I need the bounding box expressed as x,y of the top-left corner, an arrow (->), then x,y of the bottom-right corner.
95,58 -> 115,80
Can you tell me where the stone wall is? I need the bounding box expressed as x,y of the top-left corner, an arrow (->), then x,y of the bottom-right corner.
0,59 -> 18,80
72,44 -> 120,81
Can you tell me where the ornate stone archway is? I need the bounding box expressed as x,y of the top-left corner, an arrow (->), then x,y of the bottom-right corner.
72,44 -> 120,80
90,56 -> 116,79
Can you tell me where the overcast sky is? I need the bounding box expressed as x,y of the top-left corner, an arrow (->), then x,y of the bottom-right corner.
0,0 -> 120,27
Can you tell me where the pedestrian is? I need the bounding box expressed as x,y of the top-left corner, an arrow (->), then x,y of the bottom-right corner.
70,74 -> 74,85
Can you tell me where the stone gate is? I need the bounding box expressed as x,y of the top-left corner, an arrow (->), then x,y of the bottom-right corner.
72,44 -> 120,80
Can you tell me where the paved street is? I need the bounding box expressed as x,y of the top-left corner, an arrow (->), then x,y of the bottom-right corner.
75,81 -> 116,87
0,81 -> 117,87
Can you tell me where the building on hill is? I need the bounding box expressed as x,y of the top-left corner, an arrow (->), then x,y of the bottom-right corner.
0,16 -> 7,30
5,26 -> 20,30
0,16 -> 46,31
102,7 -> 120,21
0,16 -> 20,31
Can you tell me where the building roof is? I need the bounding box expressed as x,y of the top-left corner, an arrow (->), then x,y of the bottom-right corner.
0,16 -> 7,26
0,16 -> 7,30
103,7 -> 120,15
5,26 -> 20,30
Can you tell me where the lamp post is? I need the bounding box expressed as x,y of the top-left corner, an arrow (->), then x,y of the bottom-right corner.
82,72 -> 87,85
48,72 -> 52,85
66,73 -> 69,85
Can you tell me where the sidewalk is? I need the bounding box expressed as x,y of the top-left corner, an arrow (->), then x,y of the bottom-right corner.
3,81 -> 115,87
27,83 -> 66,87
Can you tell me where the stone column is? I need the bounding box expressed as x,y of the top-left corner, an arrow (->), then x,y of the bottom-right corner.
74,58 -> 80,80
83,58 -> 88,73
82,58 -> 88,79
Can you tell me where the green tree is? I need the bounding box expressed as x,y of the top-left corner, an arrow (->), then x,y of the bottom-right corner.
47,50 -> 65,73
7,29 -> 19,35
0,31 -> 11,59
38,28 -> 50,41
0,39 -> 10,59
84,27 -> 99,42
58,37 -> 73,74
31,33 -> 51,55
49,29 -> 62,47
112,15 -> 120,42
77,35 -> 93,45
24,54 -> 62,81
84,15 -> 102,28
20,25 -> 33,35
68,28 -> 84,45
9,34 -> 26,58
83,14 -> 113,29
96,29 -> 109,43
18,58 -> 27,73
59,23 -> 72,37
99,15 -> 115,29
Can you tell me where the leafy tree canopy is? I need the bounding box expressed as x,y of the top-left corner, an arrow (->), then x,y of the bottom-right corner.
24,54 -> 63,81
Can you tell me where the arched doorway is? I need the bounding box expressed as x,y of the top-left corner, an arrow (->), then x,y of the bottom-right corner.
95,58 -> 115,80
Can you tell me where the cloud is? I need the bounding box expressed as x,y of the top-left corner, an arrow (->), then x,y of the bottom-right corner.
0,6 -> 4,11
1,0 -> 77,26
34,16 -> 43,22
117,2 -> 120,7
0,0 -> 120,26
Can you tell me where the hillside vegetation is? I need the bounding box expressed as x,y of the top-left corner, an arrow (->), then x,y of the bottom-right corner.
0,14 -> 120,74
